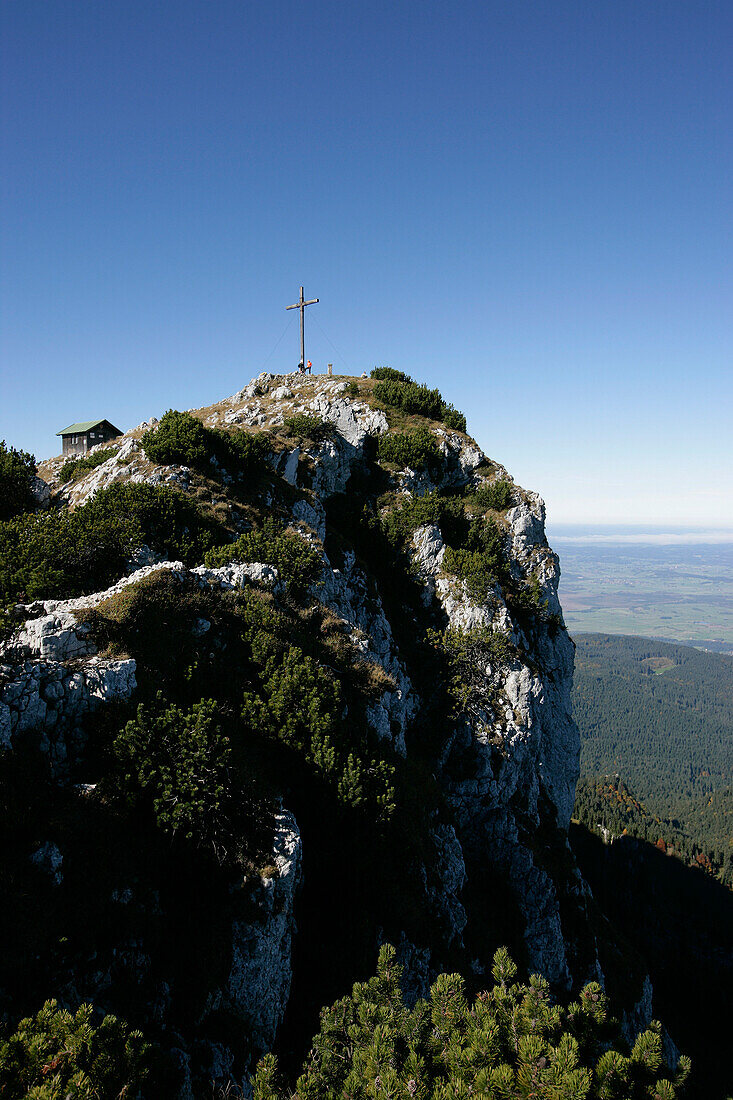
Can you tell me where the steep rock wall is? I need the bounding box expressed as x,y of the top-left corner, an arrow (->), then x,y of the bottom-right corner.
9,370 -> 655,1090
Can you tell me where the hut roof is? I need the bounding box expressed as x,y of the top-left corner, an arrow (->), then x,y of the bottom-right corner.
56,419 -> 121,437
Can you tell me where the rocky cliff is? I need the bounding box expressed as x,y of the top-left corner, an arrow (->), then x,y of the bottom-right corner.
1,371 -> 649,1095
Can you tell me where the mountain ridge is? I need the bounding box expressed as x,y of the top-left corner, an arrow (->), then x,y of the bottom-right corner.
1,370 -> 668,1095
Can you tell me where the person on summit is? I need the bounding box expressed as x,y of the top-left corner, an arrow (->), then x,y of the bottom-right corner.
306,360 -> 312,374
297,361 -> 304,373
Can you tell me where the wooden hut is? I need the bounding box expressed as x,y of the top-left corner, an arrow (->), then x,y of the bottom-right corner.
56,419 -> 122,458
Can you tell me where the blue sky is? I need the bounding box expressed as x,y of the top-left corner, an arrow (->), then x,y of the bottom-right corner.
1,0 -> 731,524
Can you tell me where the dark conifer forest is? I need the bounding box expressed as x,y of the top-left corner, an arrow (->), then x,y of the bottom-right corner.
572,634 -> 732,886
571,633 -> 732,1098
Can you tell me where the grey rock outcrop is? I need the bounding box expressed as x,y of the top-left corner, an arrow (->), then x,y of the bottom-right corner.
0,655 -> 136,761
214,812 -> 302,1061
403,490 -> 583,986
316,547 -> 417,754
0,558 -> 282,766
31,475 -> 51,509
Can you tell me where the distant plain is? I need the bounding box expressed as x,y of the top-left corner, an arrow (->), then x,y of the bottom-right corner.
548,526 -> 733,651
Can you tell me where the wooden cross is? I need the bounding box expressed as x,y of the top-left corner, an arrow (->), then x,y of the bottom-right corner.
286,286 -> 318,372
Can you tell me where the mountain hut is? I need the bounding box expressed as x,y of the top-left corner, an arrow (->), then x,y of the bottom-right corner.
56,419 -> 122,458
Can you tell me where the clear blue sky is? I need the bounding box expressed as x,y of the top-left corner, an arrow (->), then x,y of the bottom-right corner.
1,1 -> 731,525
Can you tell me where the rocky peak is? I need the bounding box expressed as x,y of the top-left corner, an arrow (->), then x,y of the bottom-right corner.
4,370 -> 654,1094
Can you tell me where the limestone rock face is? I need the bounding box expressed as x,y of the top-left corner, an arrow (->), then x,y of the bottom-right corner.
0,655 -> 136,760
216,813 -> 302,1059
317,547 -> 417,754
30,373 -> 595,994
31,475 -> 51,509
12,610 -> 96,662
403,494 -> 582,986
30,841 -> 64,885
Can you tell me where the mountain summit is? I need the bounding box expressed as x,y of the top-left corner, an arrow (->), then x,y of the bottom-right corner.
1,370 -> 660,1094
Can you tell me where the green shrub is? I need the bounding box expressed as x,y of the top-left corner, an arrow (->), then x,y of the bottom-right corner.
441,403 -> 467,432
0,999 -> 148,1099
0,440 -> 36,521
223,428 -> 271,473
234,594 -> 396,819
141,409 -> 210,467
377,427 -> 441,473
372,373 -> 468,432
442,547 -> 494,601
243,646 -> 340,757
204,517 -> 321,597
79,571 -> 230,696
442,518 -> 507,601
438,624 -> 512,669
370,367 -> 412,383
84,481 -> 226,561
241,641 -> 395,820
380,491 -> 467,548
253,944 -> 690,1099
434,626 -> 512,718
283,414 -> 336,443
374,378 -> 443,420
141,409 -> 268,477
0,482 -> 226,603
114,696 -> 233,859
471,479 -> 514,512
507,573 -> 550,624
58,446 -> 119,484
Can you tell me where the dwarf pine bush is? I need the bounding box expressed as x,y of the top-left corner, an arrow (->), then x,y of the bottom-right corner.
141,409 -> 268,477
371,369 -> 467,432
0,481 -> 226,603
58,446 -> 119,484
114,695 -> 233,860
380,490 -> 468,548
442,516 -> 507,601
470,478 -> 514,512
0,999 -> 148,1099
252,944 -> 690,1099
377,426 -> 441,472
371,366 -> 413,383
435,625 -> 513,720
0,440 -> 36,521
283,414 -> 336,443
241,636 -> 396,821
204,517 -> 322,597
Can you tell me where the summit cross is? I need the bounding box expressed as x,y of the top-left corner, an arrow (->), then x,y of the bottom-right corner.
286,286 -> 319,372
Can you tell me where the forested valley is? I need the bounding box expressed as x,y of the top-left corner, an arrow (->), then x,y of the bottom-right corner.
571,633 -> 732,1098
572,633 -> 732,886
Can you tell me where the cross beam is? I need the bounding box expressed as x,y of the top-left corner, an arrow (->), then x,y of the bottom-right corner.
286,286 -> 319,372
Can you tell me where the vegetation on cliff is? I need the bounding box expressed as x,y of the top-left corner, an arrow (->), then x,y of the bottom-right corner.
253,944 -> 688,1100
141,408 -> 269,477
0,481 -> 227,603
0,374 -> 700,1097
370,367 -> 467,432
59,445 -> 119,484
0,1000 -> 149,1099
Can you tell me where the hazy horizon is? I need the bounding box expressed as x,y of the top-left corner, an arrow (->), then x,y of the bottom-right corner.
548,524 -> 733,544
